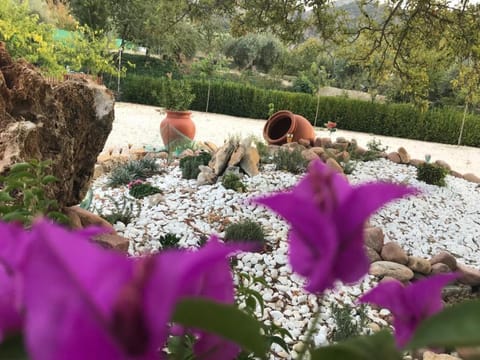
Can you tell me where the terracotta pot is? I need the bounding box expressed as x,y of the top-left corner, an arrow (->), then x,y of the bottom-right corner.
160,110 -> 196,146
263,110 -> 315,145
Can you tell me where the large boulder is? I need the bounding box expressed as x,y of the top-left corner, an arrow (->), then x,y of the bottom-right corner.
0,42 -> 114,207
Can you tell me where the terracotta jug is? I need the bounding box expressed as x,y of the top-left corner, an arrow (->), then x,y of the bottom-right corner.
160,110 -> 196,147
263,110 -> 315,145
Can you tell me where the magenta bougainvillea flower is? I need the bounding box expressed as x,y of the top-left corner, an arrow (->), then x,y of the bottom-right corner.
0,220 -> 246,360
359,273 -> 458,348
255,159 -> 416,294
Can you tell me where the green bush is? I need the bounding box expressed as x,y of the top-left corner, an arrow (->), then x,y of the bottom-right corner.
224,220 -> 265,243
331,303 -> 368,342
108,158 -> 160,187
128,182 -> 163,199
221,172 -> 247,192
116,75 -> 480,147
96,195 -> 138,225
0,160 -> 69,226
272,147 -> 308,174
179,152 -> 212,179
416,162 -> 448,186
159,233 -> 181,250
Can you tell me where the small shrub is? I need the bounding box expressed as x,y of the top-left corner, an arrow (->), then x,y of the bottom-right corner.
159,233 -> 181,250
253,138 -> 271,164
221,172 -> 246,192
340,160 -> 357,175
272,147 -> 308,174
108,158 -> 160,187
128,181 -> 163,199
367,138 -> 388,153
331,303 -> 368,342
417,162 -> 448,186
79,188 -> 94,210
224,220 -> 265,243
96,195 -> 138,225
179,151 -> 212,179
0,160 -> 69,226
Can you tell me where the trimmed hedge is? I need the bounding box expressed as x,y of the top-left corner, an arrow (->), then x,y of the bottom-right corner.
117,75 -> 480,147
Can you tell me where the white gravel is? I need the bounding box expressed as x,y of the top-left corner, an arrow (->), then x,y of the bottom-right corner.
92,102 -> 480,358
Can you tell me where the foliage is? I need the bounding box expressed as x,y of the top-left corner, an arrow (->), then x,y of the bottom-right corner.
224,219 -> 265,244
158,233 -> 181,250
118,75 -> 480,147
0,160 -> 69,226
253,138 -> 271,164
95,194 -> 138,225
272,148 -> 308,174
292,73 -> 317,94
128,182 -> 163,199
416,163 -> 448,187
107,158 -> 160,187
78,188 -> 93,210
224,33 -> 284,73
331,303 -> 368,342
221,172 -> 247,192
179,152 -> 212,180
340,160 -> 357,175
161,79 -> 195,111
0,0 -> 117,76
349,139 -> 388,162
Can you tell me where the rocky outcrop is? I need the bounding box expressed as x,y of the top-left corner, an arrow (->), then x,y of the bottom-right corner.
0,42 -> 114,207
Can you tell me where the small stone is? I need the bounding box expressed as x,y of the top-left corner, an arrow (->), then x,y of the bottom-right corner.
409,159 -> 426,167
301,148 -> 320,162
310,146 -> 325,157
430,251 -> 457,271
381,242 -> 408,264
435,160 -> 451,171
456,346 -> 480,360
463,173 -> 480,184
407,256 -> 432,274
367,322 -> 381,333
326,158 -> 344,173
369,261 -> 414,281
457,263 -> 480,286
93,233 -> 130,252
397,147 -> 410,163
365,246 -> 381,263
228,144 -> 246,166
239,146 -> 260,177
431,263 -> 452,274
298,138 -> 311,147
364,227 -> 384,252
387,152 -> 401,164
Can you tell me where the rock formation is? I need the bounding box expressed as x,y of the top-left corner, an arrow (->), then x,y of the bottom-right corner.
0,42 -> 114,207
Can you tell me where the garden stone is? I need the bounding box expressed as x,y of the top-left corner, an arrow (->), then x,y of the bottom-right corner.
318,137 -> 332,148
397,147 -> 410,164
239,146 -> 260,177
457,263 -> 480,286
364,226 -> 384,252
431,263 -> 452,274
301,149 -> 320,162
202,140 -> 218,152
423,351 -> 460,360
409,159 -> 426,167
451,170 -> 463,178
387,152 -> 401,164
354,146 -> 367,156
298,138 -> 311,147
365,246 -> 381,263
64,206 -> 114,231
146,193 -> 165,206
0,43 -> 114,206
407,256 -> 431,274
197,165 -> 217,185
463,173 -> 480,184
430,251 -> 457,270
435,159 -> 451,171
456,346 -> 480,360
381,242 -> 408,264
369,261 -> 414,281
228,144 -> 245,166
93,233 -> 130,252
310,147 -> 325,157
209,140 -> 236,175
326,158 -> 343,173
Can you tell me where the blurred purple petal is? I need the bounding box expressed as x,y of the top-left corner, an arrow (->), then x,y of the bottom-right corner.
360,273 -> 458,348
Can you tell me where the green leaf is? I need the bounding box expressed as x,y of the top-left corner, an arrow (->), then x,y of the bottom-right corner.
0,335 -> 28,359
242,288 -> 265,315
172,298 -> 268,358
408,300 -> 480,349
41,175 -> 58,184
9,162 -> 33,173
268,335 -> 290,353
2,210 -> 30,224
311,331 -> 401,360
7,171 -> 35,181
0,191 -> 15,202
245,295 -> 257,312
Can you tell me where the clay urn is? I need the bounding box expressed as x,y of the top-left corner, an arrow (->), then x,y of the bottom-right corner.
160,110 -> 196,147
263,110 -> 315,145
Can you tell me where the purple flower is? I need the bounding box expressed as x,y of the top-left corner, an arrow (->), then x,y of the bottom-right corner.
359,273 -> 458,348
254,159 -> 416,294
12,220 -> 246,360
